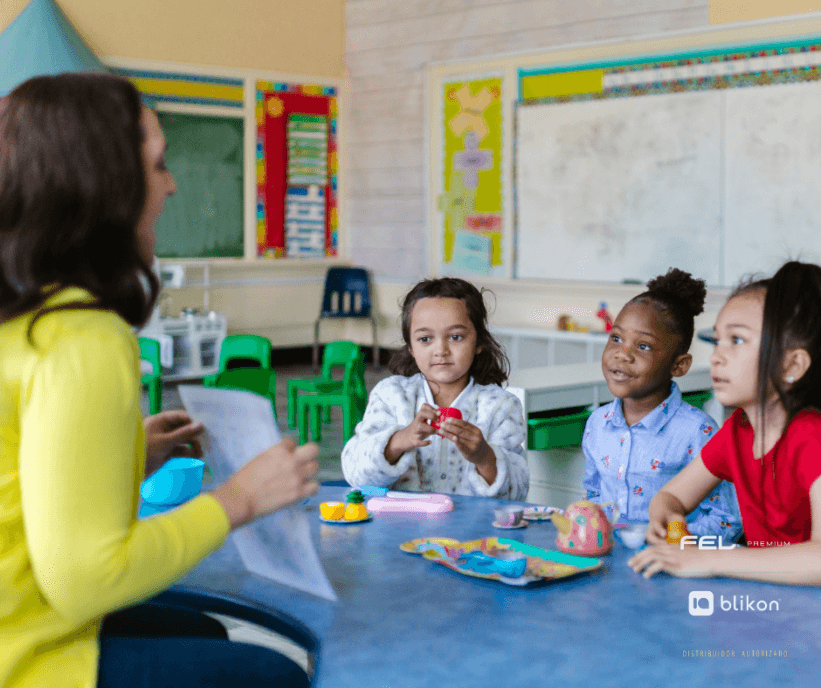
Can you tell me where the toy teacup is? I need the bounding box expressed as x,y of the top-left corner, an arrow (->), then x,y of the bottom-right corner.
550,500 -> 620,556
431,407 -> 462,430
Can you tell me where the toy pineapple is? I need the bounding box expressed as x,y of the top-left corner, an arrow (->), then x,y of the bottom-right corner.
344,489 -> 369,521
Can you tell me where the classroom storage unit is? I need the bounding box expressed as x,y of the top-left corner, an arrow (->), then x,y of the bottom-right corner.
140,313 -> 227,381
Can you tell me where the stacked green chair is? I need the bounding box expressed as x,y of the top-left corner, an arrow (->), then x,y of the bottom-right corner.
203,334 -> 277,418
138,337 -> 163,415
297,349 -> 367,446
287,341 -> 361,429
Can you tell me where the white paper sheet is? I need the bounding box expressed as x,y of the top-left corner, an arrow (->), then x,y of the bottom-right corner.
178,385 -> 337,602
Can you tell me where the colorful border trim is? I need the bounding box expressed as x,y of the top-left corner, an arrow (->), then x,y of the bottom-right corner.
113,68 -> 244,107
519,37 -> 821,104
256,81 -> 338,258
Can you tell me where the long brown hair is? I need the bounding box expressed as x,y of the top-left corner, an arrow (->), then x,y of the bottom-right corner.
0,73 -> 159,341
389,277 -> 509,386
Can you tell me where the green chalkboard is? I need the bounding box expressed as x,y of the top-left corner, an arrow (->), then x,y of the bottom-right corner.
153,112 -> 244,258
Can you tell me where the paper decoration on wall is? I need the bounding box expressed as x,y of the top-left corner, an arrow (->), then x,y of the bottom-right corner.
0,0 -> 107,96
256,81 -> 338,258
442,77 -> 503,272
451,230 -> 491,275
286,185 -> 326,257
114,68 -> 243,108
287,114 -> 328,186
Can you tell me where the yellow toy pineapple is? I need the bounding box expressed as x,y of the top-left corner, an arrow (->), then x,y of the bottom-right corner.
344,489 -> 369,521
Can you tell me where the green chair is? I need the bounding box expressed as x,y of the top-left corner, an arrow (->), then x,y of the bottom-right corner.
203,334 -> 273,387
287,341 -> 361,428
297,350 -> 367,445
138,337 -> 163,415
217,334 -> 273,371
205,368 -> 278,419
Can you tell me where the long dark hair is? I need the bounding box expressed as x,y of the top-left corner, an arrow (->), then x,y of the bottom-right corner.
753,261 -> 821,428
0,72 -> 159,342
629,267 -> 706,357
389,277 -> 509,386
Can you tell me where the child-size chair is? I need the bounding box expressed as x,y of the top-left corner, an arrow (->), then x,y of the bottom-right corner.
287,341 -> 361,428
297,349 -> 367,446
313,267 -> 378,370
205,368 -> 278,419
138,337 -> 163,415
216,334 -> 273,371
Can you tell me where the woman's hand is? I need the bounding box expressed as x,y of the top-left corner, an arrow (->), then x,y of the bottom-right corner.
212,438 -> 319,530
628,543 -> 716,579
439,418 -> 497,485
143,410 -> 204,477
384,404 -> 438,464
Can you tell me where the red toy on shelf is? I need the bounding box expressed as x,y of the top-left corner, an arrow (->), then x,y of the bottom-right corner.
596,302 -> 614,332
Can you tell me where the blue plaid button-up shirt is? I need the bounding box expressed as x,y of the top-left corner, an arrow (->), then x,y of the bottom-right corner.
582,382 -> 742,540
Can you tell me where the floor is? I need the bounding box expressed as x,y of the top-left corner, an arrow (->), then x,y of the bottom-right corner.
141,361 -> 393,672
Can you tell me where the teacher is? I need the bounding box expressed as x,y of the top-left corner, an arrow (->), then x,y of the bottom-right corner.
0,73 -> 319,687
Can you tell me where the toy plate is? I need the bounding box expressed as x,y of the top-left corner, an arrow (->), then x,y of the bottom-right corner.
400,537 -> 602,586
522,506 -> 563,521
320,513 -> 372,525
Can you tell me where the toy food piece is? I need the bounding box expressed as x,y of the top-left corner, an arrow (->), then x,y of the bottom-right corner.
344,489 -> 369,521
431,406 -> 462,430
666,520 -> 690,544
319,501 -> 345,520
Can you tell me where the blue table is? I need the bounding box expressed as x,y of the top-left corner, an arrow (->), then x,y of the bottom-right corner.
177,487 -> 821,687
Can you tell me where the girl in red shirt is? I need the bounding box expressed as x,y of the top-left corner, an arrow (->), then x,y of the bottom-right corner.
630,261 -> 821,585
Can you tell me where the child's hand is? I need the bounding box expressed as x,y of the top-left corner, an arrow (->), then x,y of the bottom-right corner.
438,418 -> 497,484
628,543 -> 715,579
646,492 -> 688,545
384,404 -> 438,464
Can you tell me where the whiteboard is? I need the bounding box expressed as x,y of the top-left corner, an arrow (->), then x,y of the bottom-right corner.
724,81 -> 821,285
516,80 -> 821,287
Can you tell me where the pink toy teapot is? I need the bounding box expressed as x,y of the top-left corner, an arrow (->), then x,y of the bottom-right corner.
549,500 -> 620,556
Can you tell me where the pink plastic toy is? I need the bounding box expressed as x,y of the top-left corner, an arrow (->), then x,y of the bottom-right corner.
431,407 -> 462,430
596,302 -> 613,332
549,500 -> 620,556
367,492 -> 454,514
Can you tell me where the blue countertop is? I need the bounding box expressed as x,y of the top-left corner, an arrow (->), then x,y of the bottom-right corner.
177,487 -> 821,687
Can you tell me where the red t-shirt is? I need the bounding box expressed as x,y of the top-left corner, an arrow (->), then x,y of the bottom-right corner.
701,409 -> 821,547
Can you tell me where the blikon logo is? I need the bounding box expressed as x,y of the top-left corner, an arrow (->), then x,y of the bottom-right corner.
688,591 -> 780,616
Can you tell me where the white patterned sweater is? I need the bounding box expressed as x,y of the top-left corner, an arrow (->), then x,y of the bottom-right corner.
341,373 -> 529,501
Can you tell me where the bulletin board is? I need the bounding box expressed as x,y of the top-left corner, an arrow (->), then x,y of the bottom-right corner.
439,76 -> 505,277
111,63 -> 342,261
256,81 -> 339,258
515,37 -> 821,287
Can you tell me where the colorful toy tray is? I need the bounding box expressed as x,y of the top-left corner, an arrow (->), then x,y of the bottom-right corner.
522,506 -> 563,521
400,536 -> 602,586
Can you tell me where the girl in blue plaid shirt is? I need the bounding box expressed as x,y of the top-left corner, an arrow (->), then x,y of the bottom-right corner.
583,268 -> 741,541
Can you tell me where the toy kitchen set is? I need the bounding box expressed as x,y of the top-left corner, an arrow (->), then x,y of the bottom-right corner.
138,263 -> 227,380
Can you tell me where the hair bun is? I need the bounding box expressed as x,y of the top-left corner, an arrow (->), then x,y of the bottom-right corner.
646,268 -> 706,317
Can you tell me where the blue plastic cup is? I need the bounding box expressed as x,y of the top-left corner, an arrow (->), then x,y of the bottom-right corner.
140,457 -> 205,506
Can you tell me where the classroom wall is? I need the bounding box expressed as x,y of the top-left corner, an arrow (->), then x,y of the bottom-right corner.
0,0 -> 346,76
344,0 -> 821,348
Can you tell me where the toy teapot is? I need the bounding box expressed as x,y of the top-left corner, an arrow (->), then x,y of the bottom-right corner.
550,500 -> 620,556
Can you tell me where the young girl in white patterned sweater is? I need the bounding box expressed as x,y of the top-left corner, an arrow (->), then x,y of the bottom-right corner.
342,278 -> 528,500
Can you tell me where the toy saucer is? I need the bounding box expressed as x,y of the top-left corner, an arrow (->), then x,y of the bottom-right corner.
399,537 -> 461,554
320,513 -> 372,525
523,506 -> 563,521
492,521 -> 528,530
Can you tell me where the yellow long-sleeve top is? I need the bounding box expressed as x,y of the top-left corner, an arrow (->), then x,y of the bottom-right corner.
0,288 -> 230,687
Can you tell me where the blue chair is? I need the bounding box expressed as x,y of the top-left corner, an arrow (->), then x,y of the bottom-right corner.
143,588 -> 318,684
313,267 -> 378,370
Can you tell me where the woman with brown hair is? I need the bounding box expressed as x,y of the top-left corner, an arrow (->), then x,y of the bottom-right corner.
0,73 -> 319,687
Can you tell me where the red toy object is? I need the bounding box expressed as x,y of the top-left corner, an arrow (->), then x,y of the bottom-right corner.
597,302 -> 614,332
431,407 -> 462,430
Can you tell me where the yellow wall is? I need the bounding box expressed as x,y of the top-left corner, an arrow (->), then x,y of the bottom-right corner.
711,0 -> 820,23
0,0 -> 345,76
